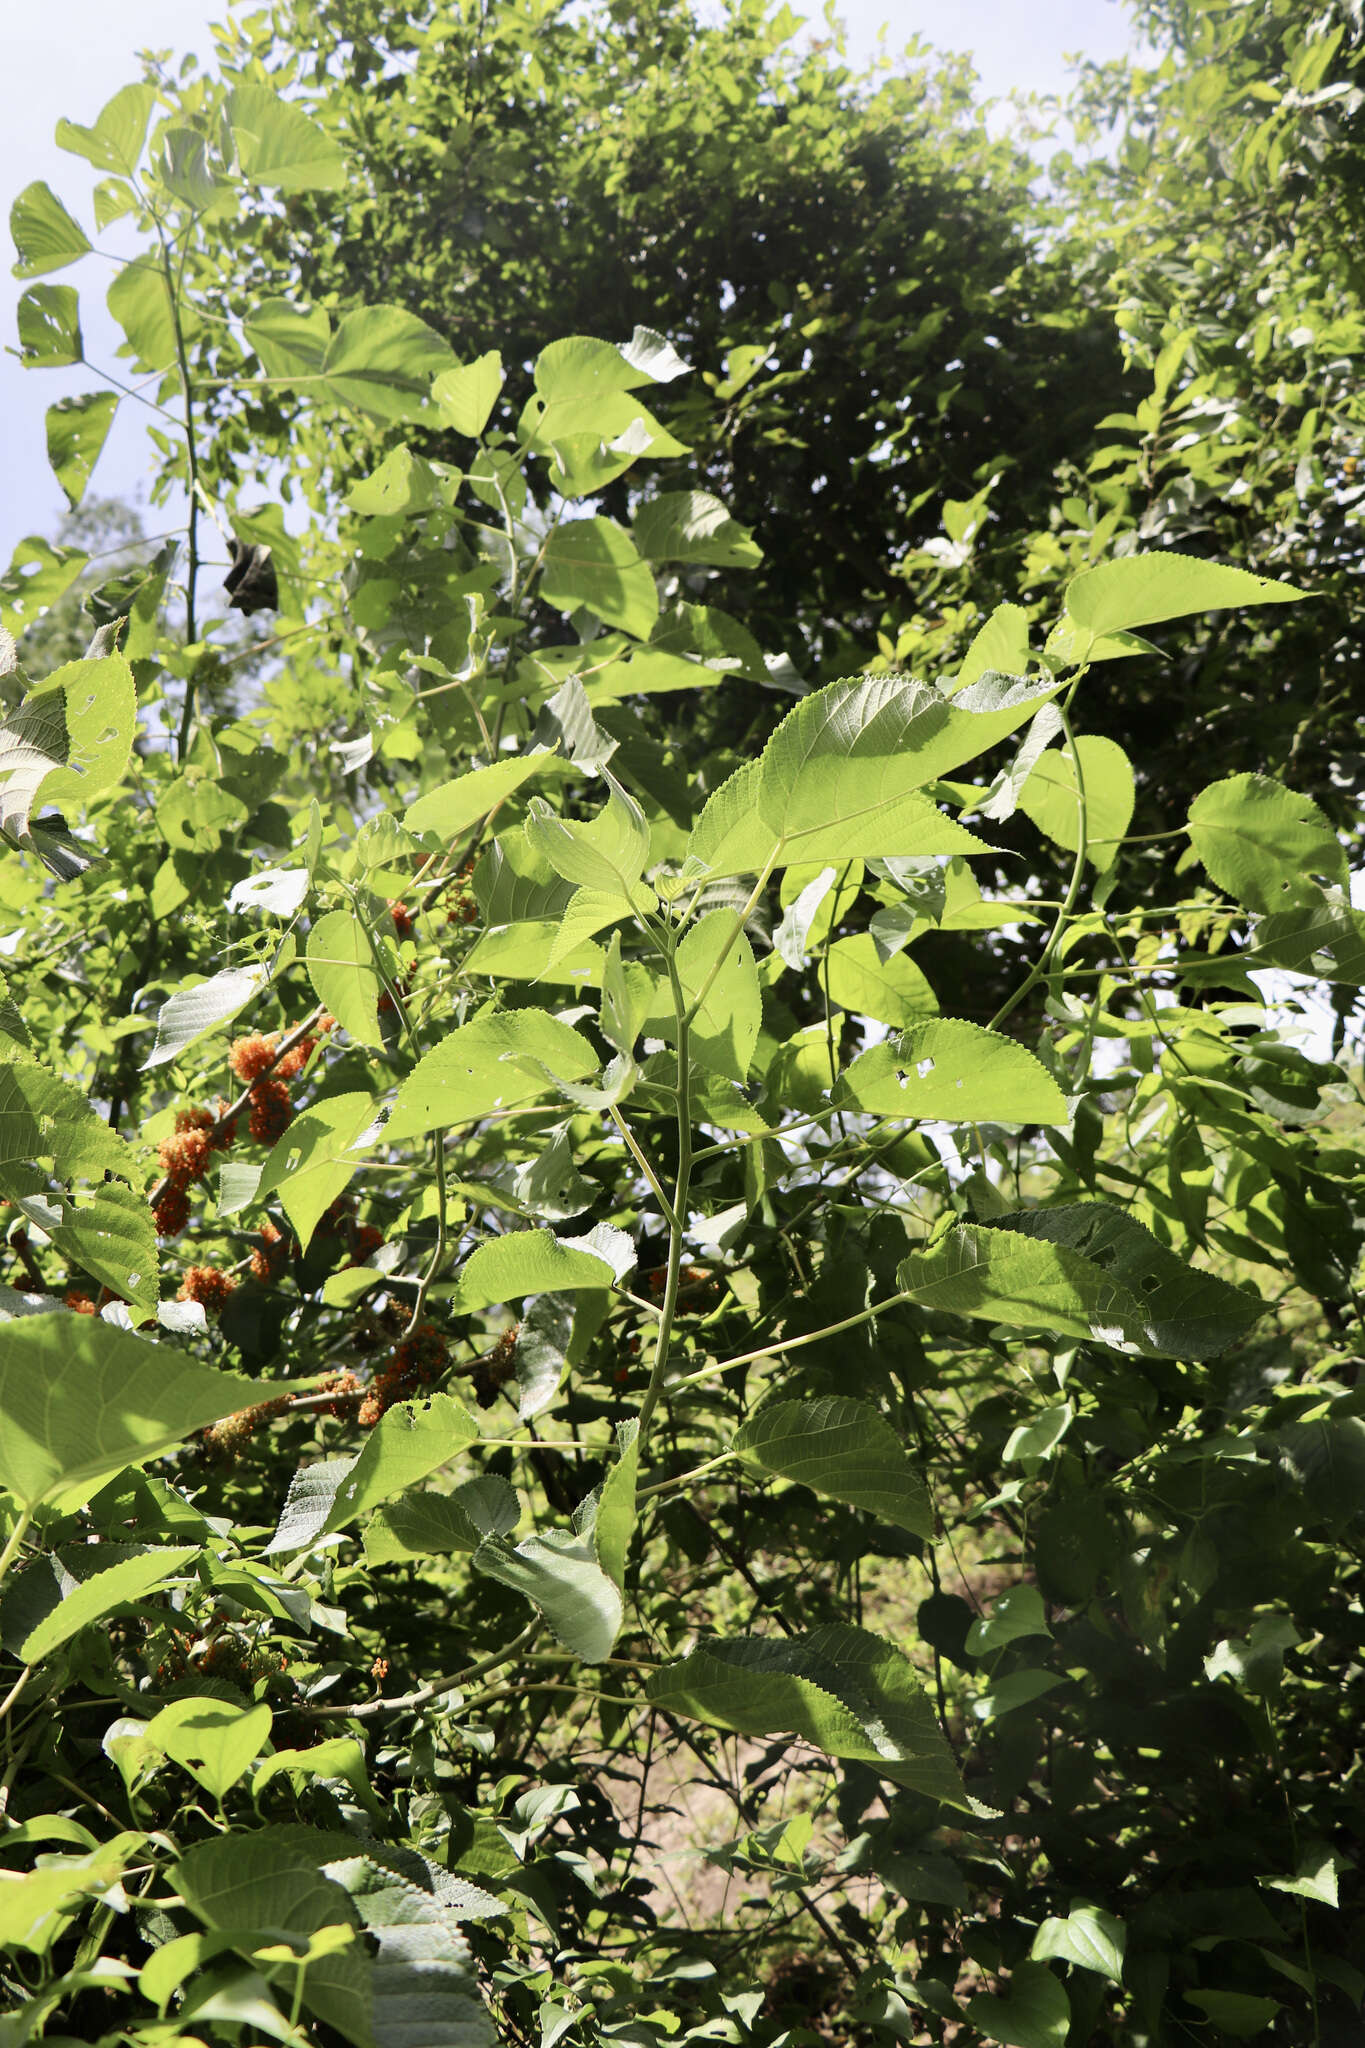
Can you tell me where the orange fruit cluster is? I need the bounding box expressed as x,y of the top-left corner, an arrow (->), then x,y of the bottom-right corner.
178,1264 -> 238,1317
358,1321 -> 449,1428
249,1218 -> 293,1283
154,1105 -> 236,1238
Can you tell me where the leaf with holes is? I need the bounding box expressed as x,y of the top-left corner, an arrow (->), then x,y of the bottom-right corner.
387,1010 -> 597,1141
838,1019 -> 1066,1125
1188,773 -> 1347,913
10,181 -> 91,278
1061,552 -> 1306,643
256,1092 -> 379,1248
45,393 -> 119,509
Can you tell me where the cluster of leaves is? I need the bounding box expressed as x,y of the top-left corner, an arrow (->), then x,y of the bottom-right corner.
0,19 -> 1362,2048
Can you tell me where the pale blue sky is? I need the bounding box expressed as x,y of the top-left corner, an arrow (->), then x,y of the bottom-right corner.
2,0 -> 1145,566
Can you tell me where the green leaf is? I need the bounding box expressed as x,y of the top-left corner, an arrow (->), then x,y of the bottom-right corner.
1182,1991 -> 1283,2037
433,350 -> 504,437
473,1531 -> 623,1662
638,910 -> 761,1083
633,491 -> 762,568
523,336 -> 690,494
321,305 -> 456,421
9,181 -> 91,278
1062,552 -> 1306,643
345,443 -> 440,517
1030,1905 -> 1126,1983
525,772 -> 649,898
539,517 -> 660,640
28,651 -> 136,814
45,392 -> 118,509
838,1020 -> 1067,1125
173,1831 -> 368,2043
107,259 -> 176,372
18,1544 -> 198,1663
0,1837 -> 140,1956
899,1203 -> 1262,1358
156,126 -> 222,210
687,671 -> 1059,878
139,1696 -> 273,1801
453,1230 -> 616,1313
265,1455 -> 358,1556
322,1393 -> 478,1540
1018,735 -> 1135,871
592,1418 -> 639,1589
0,1313 -> 265,1512
142,964 -> 269,1070
965,1585 -> 1050,1656
462,920 -> 604,987
364,1475 -> 520,1566
175,1828 -> 494,2047
1259,1843 -> 1345,1907
253,1736 -> 383,1819
244,298 -> 331,380
17,283 -> 83,366
387,1009 -> 597,1141
823,933 -> 938,1027
256,1092 -> 379,1248
0,535 -> 87,636
405,752 -> 549,842
1187,773 -> 1347,913
55,85 -> 155,176
955,602 -> 1029,692
648,1624 -> 968,1804
733,1397 -> 932,1538
45,1181 -> 158,1312
306,910 -> 383,1049
0,690 -> 68,845
0,1060 -> 133,1180
964,1962 -> 1070,2048
226,84 -> 347,192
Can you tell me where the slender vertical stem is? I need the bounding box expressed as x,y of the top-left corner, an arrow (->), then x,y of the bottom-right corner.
988,698 -> 1090,1032
637,942 -> 692,1448
0,1508 -> 33,1594
156,219 -> 202,755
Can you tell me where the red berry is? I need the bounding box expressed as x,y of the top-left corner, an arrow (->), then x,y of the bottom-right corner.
248,1077 -> 293,1145
249,1218 -> 292,1283
153,1188 -> 191,1237
64,1292 -> 97,1316
347,1223 -> 384,1267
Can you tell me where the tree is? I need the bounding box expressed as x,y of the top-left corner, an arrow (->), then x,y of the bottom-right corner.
220,0 -> 1122,675
1,26 -> 1363,2048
